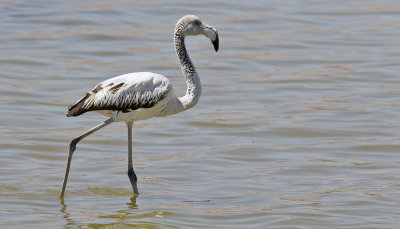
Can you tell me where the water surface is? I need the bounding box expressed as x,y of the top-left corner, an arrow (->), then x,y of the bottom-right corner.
1,0 -> 400,228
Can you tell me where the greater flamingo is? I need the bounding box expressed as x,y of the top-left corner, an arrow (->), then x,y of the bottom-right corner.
60,15 -> 219,198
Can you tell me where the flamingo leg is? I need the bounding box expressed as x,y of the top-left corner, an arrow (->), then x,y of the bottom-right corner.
60,117 -> 114,198
127,121 -> 139,195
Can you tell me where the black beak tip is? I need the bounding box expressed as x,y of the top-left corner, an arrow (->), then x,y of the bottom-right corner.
212,35 -> 219,52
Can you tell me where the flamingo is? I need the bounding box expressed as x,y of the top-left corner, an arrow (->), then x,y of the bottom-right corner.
60,15 -> 219,198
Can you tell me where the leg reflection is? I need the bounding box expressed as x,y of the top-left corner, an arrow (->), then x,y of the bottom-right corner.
126,195 -> 138,209
60,198 -> 76,227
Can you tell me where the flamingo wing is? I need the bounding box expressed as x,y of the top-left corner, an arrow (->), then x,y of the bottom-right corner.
67,72 -> 171,117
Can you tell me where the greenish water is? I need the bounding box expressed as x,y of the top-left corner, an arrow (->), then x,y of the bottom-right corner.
1,0 -> 400,228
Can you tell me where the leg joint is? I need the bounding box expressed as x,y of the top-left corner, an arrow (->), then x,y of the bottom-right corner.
127,168 -> 138,183
69,138 -> 80,153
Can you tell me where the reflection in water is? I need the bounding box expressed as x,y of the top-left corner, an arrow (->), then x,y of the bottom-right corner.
59,195 -> 170,228
60,199 -> 77,228
126,196 -> 137,210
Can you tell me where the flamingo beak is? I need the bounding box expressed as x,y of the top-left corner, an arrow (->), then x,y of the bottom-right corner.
212,31 -> 219,52
203,24 -> 219,52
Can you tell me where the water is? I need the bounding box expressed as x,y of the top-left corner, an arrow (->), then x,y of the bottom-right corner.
1,0 -> 400,228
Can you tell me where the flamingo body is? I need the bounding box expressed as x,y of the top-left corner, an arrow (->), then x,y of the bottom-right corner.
67,72 -> 179,122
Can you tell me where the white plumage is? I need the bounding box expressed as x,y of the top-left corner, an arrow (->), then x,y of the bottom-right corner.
60,15 -> 219,198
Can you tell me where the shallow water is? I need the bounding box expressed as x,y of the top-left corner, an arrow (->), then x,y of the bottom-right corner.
1,0 -> 400,228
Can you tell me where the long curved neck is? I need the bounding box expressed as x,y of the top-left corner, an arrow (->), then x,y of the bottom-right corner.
174,31 -> 201,111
